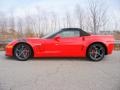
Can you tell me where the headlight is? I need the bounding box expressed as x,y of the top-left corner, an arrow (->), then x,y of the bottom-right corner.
6,45 -> 13,49
6,40 -> 17,49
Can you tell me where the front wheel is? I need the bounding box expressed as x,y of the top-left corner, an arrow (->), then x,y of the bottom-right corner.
87,43 -> 105,61
14,43 -> 32,61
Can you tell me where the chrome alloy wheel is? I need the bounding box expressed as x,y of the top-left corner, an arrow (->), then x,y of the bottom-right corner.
14,44 -> 31,61
88,44 -> 105,61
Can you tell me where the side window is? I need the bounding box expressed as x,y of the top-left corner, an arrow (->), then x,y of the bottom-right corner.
59,30 -> 80,38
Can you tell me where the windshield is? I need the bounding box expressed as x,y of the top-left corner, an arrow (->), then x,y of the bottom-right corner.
42,30 -> 60,39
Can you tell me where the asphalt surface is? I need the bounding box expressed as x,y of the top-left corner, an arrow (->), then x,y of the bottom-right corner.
0,51 -> 120,90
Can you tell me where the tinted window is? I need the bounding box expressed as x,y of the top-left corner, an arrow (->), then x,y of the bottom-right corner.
58,30 -> 80,38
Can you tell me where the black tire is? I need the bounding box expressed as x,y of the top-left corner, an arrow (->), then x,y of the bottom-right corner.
14,43 -> 32,61
87,43 -> 105,61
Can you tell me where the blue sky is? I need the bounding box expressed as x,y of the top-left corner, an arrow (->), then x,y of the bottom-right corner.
0,0 -> 119,9
0,0 -> 119,18
0,0 -> 119,10
0,0 -> 119,31
0,0 -> 86,10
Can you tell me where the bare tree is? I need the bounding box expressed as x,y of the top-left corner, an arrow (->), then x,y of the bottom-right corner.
65,11 -> 72,28
36,14 -> 42,37
17,18 -> 24,38
88,0 -> 107,34
50,12 -> 58,32
0,11 -> 8,41
26,15 -> 39,37
35,7 -> 47,37
75,5 -> 84,29
30,17 -> 38,37
8,10 -> 15,32
42,14 -> 48,34
8,10 -> 19,39
0,11 -> 7,33
112,14 -> 120,31
24,15 -> 35,37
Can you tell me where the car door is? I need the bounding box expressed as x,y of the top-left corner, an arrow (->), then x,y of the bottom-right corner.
56,30 -> 84,57
41,38 -> 61,57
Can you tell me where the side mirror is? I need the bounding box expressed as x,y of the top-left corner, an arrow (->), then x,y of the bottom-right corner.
54,35 -> 61,41
82,36 -> 85,41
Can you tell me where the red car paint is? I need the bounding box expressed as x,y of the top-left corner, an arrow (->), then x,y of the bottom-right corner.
5,35 -> 114,58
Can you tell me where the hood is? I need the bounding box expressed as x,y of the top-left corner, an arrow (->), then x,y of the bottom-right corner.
17,37 -> 44,43
26,37 -> 45,43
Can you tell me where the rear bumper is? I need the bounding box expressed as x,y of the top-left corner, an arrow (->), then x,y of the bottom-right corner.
107,43 -> 114,54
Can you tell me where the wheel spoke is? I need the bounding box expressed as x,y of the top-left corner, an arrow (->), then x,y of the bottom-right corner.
99,47 -> 103,51
93,45 -> 97,50
16,49 -> 20,52
17,50 -> 24,57
15,44 -> 31,60
23,50 -> 29,58
97,52 -> 102,57
89,44 -> 104,61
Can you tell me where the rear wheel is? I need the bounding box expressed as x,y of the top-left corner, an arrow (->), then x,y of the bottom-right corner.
87,43 -> 105,61
14,43 -> 32,61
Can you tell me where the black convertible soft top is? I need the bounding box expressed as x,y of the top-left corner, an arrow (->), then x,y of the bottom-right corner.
43,28 -> 90,39
62,28 -> 90,36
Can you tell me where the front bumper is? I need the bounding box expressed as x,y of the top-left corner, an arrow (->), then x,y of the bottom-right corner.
5,45 -> 13,57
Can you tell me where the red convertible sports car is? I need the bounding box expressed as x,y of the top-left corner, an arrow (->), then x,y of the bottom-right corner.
5,28 -> 114,61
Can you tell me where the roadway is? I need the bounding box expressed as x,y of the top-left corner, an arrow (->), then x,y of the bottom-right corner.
0,51 -> 120,90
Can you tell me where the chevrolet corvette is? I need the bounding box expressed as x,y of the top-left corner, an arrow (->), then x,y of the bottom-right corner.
5,28 -> 114,61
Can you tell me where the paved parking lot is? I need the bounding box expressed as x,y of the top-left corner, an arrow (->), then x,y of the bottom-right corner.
0,51 -> 120,90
